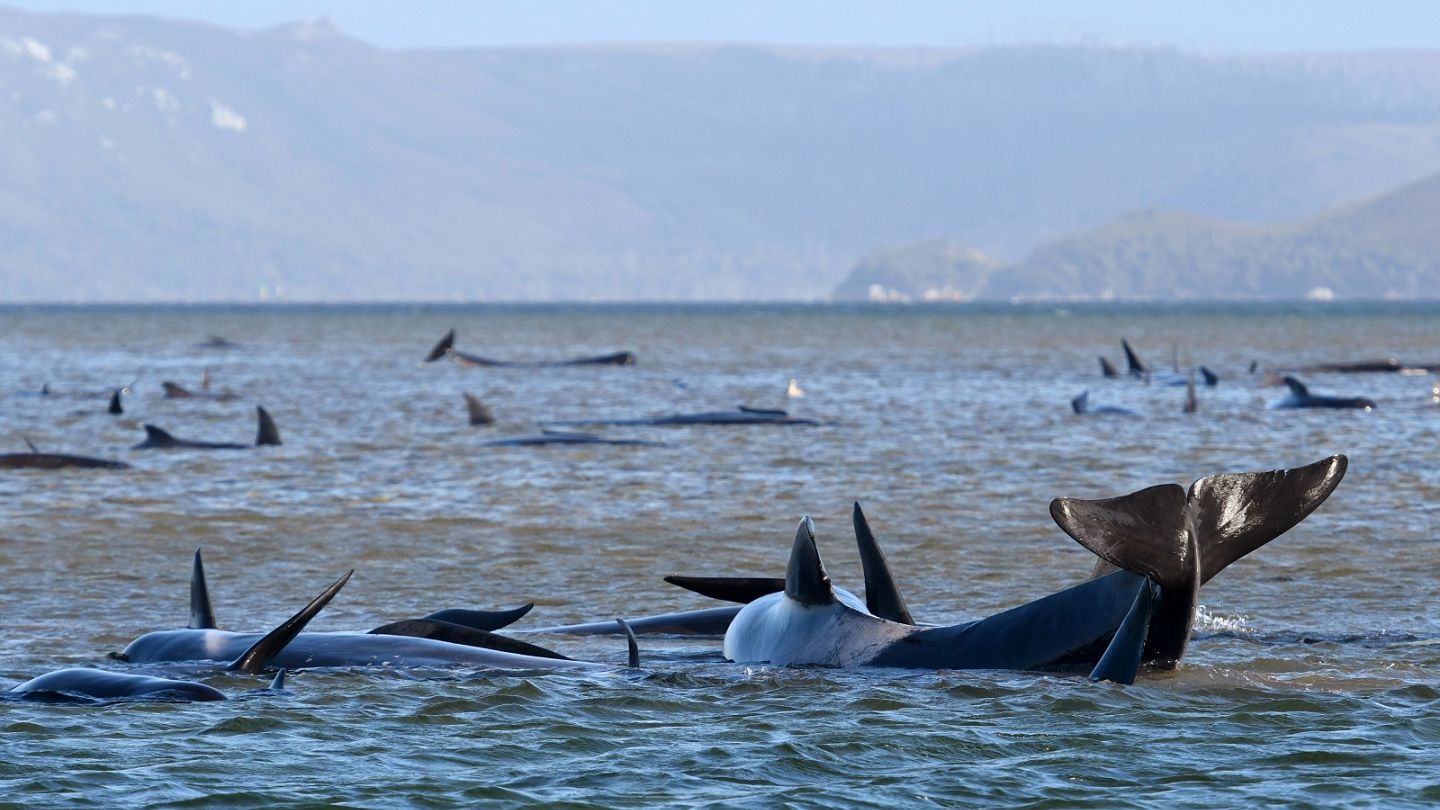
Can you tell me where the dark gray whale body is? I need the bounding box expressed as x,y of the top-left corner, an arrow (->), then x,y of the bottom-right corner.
482,430 -> 663,448
0,450 -> 129,470
10,569 -> 351,703
134,406 -> 282,449
548,406 -> 819,428
1271,377 -> 1377,410
425,329 -> 636,367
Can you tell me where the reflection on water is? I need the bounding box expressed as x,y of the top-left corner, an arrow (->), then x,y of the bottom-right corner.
3,302 -> 1440,805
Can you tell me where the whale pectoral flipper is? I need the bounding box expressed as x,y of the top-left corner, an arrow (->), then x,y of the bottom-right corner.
663,575 -> 785,604
228,569 -> 352,673
851,502 -> 914,625
190,548 -> 217,630
617,619 -> 640,668
1088,579 -> 1159,685
418,604 -> 535,632
1187,454 -> 1347,584
368,619 -> 571,660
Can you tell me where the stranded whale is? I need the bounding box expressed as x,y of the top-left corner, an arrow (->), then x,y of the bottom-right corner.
546,406 -> 820,428
10,569 -> 351,702
1270,377 -> 1377,410
134,406 -> 282,449
425,329 -> 636,367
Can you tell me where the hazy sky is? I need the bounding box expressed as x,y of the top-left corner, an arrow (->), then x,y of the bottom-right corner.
6,0 -> 1440,52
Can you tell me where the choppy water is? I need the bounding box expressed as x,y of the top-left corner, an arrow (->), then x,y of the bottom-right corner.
3,302 -> 1440,808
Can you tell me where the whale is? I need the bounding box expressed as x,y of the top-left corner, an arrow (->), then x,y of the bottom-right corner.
1071,390 -> 1137,416
133,406 -> 282,449
721,515 -> 1158,684
185,548 -> 561,659
464,392 -> 496,426
482,430 -> 664,448
666,456 -> 1347,676
425,329 -> 636,367
121,554 -> 639,672
0,439 -> 129,470
10,569 -> 351,702
546,406 -> 820,428
1117,339 -> 1217,387
1271,377 -> 1377,410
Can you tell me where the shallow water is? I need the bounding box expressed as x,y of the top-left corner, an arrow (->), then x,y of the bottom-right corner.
2,302 -> 1440,808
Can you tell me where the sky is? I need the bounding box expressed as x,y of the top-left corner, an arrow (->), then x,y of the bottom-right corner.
5,0 -> 1440,52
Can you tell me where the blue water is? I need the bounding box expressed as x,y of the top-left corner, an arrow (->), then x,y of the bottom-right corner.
2,302 -> 1440,807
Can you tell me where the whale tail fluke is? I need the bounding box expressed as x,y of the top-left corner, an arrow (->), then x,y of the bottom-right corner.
425,329 -> 456,362
785,516 -> 835,607
190,548 -> 217,630
229,569 -> 352,674
851,503 -> 914,625
1050,484 -> 1192,589
255,406 -> 281,446
464,392 -> 496,426
1187,454 -> 1347,584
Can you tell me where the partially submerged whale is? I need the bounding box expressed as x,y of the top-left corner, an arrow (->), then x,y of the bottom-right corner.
425,329 -> 636,367
1071,390 -> 1137,416
162,368 -> 238,401
0,438 -> 129,470
10,569 -> 351,702
1116,339 -> 1217,386
547,406 -> 820,428
1271,377 -> 1377,410
133,406 -> 282,449
121,551 -> 638,672
482,430 -> 663,448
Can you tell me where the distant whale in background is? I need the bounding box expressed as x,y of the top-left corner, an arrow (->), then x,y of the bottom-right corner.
1071,390 -> 1137,416
482,429 -> 664,448
1271,377 -> 1377,410
162,368 -> 238,401
10,569 -> 351,702
194,335 -> 242,350
1116,339 -> 1217,386
464,392 -> 496,426
134,406 -> 282,449
425,329 -> 636,367
546,406 -> 821,428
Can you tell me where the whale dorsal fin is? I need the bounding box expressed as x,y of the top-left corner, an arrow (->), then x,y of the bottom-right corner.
1122,339 -> 1146,377
851,502 -> 914,625
108,389 -> 123,415
228,569 -> 352,674
1183,371 -> 1197,414
785,516 -> 834,606
425,329 -> 456,362
1099,357 -> 1117,378
190,548 -> 217,630
464,392 -> 496,426
255,406 -> 281,446
162,382 -> 190,398
1199,366 -> 1218,386
24,435 -> 40,453
268,669 -> 286,690
1071,391 -> 1090,414
1049,484 -> 1191,589
1187,454 -> 1347,584
1283,376 -> 1310,397
142,425 -> 177,446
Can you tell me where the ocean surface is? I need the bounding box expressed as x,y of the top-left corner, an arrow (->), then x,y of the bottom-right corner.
2,302 -> 1439,808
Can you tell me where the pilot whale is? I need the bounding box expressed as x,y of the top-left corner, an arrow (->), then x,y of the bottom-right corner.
547,406 -> 820,428
1271,377 -> 1377,410
1071,390 -> 1138,416
483,430 -> 663,448
425,329 -> 636,367
0,438 -> 129,470
122,554 -> 638,672
134,406 -> 281,449
721,515 -> 1158,683
10,569 -> 351,702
